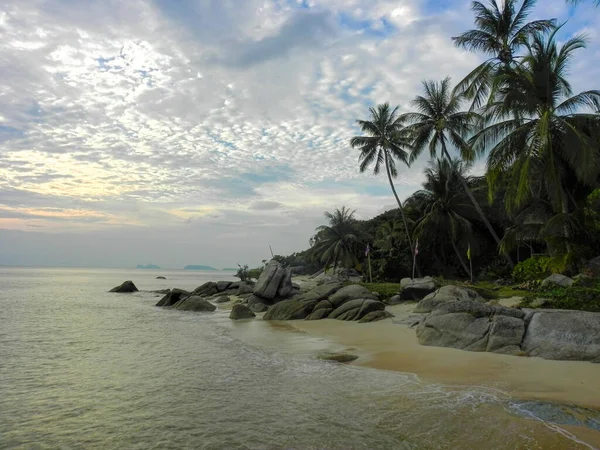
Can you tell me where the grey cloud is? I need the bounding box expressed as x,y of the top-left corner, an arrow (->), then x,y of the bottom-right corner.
249,200 -> 283,210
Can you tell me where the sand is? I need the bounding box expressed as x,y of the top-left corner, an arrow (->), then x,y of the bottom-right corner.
276,303 -> 600,410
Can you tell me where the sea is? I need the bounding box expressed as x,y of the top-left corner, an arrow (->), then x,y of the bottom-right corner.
1,266 -> 599,450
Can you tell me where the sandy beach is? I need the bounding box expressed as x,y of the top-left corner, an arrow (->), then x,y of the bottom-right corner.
271,302 -> 600,410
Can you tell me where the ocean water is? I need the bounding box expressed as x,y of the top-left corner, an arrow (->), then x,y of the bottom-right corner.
1,266 -> 599,450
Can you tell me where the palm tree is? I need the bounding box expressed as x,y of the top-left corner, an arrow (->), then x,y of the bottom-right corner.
374,219 -> 407,257
350,103 -> 415,257
452,0 -> 555,109
471,29 -> 600,253
399,77 -> 513,265
311,207 -> 362,270
407,158 -> 477,276
567,0 -> 600,6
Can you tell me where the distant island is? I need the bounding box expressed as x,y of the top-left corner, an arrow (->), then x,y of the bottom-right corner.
136,264 -> 161,269
183,265 -> 217,271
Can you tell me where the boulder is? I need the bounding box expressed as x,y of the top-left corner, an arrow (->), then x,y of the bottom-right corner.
317,352 -> 358,363
400,277 -> 436,300
156,276 -> 166,280
253,260 -> 287,300
249,302 -> 270,313
229,304 -> 256,320
263,299 -> 319,320
153,289 -> 171,294
173,296 -> 217,312
328,299 -> 385,321
191,282 -> 218,297
541,274 -> 574,288
359,310 -> 394,323
214,295 -> 230,304
414,285 -> 484,313
328,284 -> 378,308
293,282 -> 343,303
156,288 -> 190,307
109,280 -> 138,293
277,268 -> 294,298
416,301 -> 525,354
216,281 -> 232,292
521,310 -> 600,362
237,283 -> 254,295
583,256 -> 600,278
386,295 -> 404,305
305,308 -> 333,320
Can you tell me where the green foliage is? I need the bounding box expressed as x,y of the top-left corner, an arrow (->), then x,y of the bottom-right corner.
478,258 -> 512,280
521,279 -> 600,312
358,282 -> 400,300
512,256 -> 552,282
235,264 -> 262,281
247,267 -> 263,281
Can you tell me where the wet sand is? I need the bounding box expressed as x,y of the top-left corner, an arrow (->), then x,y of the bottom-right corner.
276,303 -> 600,410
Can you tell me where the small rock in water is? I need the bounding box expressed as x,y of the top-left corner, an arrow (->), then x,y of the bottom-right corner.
156,276 -> 167,280
109,280 -> 138,293
230,304 -> 256,320
317,352 -> 359,363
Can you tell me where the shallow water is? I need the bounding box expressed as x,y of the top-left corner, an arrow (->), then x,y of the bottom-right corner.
1,267 -> 599,449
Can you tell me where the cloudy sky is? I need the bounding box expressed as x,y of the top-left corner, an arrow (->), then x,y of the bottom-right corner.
0,0 -> 598,269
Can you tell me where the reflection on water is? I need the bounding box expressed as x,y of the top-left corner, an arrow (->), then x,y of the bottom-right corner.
0,267 -> 599,449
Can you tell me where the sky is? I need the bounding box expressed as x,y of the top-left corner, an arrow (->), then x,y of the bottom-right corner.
0,0 -> 599,269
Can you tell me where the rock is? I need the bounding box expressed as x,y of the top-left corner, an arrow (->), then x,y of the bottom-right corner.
153,289 -> 171,294
386,295 -> 404,305
521,310 -> 600,362
328,284 -> 378,307
109,280 -> 138,293
247,294 -> 271,308
253,260 -> 287,300
400,277 -> 436,300
173,296 -> 217,312
237,283 -> 254,295
293,282 -> 343,303
306,308 -> 333,320
359,310 -> 394,323
156,288 -> 190,307
494,278 -> 512,286
216,281 -> 232,292
156,276 -> 167,280
191,282 -> 218,297
528,297 -> 552,308
229,304 -> 256,320
277,268 -> 294,298
583,256 -> 600,278
317,352 -> 358,363
263,299 -> 319,320
328,299 -> 385,321
414,285 -> 484,313
249,302 -> 270,313
214,295 -> 230,304
541,273 -> 574,288
416,300 -> 525,354
292,282 -> 300,289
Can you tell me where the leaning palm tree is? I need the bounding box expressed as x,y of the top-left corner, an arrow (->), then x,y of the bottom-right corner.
311,206 -> 362,270
408,158 -> 477,276
472,29 -> 600,253
452,0 -> 555,109
350,103 -> 415,256
399,78 -> 513,264
567,0 -> 600,6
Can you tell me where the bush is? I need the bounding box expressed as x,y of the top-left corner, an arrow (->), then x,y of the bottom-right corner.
247,267 -> 263,281
358,282 -> 400,300
521,279 -> 600,312
479,258 -> 512,280
512,256 -> 552,282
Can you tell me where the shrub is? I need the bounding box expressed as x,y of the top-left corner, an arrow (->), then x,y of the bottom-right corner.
359,282 -> 400,300
512,256 -> 551,282
235,264 -> 250,282
521,279 -> 600,312
247,267 -> 263,281
479,258 -> 512,280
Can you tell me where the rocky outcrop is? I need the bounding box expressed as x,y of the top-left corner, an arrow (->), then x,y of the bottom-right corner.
416,301 -> 525,354
414,285 -> 484,313
173,296 -> 217,312
521,310 -> 600,363
263,299 -> 319,320
214,295 -> 230,304
191,282 -> 218,297
229,304 -> 256,320
109,280 -> 138,293
386,294 -> 404,305
328,284 -> 378,307
216,281 -> 232,292
359,310 -> 394,323
400,277 -> 436,300
541,274 -> 574,288
293,282 -> 343,303
252,260 -> 294,302
237,283 -> 254,295
156,288 -> 190,307
328,299 -> 385,321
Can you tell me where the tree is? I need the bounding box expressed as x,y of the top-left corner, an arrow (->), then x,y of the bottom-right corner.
452,0 -> 555,109
310,206 -> 363,270
374,219 -> 407,257
400,77 -> 513,265
472,29 -> 600,255
407,158 -> 477,276
567,0 -> 600,6
350,103 -> 415,258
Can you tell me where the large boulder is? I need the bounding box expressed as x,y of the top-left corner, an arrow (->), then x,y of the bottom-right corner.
306,307 -> 333,320
216,281 -> 232,292
237,283 -> 254,295
277,268 -> 294,298
541,274 -> 574,288
400,277 -> 437,300
414,285 -> 484,313
263,299 -> 319,320
359,310 -> 394,323
109,280 -> 138,293
293,282 -> 343,303
229,304 -> 256,320
156,288 -> 190,307
583,256 -> 600,278
191,282 -> 218,297
328,299 -> 385,321
416,301 -> 525,354
521,310 -> 600,363
214,295 -> 230,304
253,260 -> 288,300
328,284 -> 378,308
173,296 -> 217,312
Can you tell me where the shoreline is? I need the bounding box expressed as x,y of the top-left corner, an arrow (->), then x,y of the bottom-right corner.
263,303 -> 600,410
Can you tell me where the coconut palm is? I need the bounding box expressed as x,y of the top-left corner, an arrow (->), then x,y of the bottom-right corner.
374,219 -> 407,257
399,77 -> 513,264
407,158 -> 477,276
452,0 -> 556,109
311,206 -> 362,270
350,103 -> 415,256
471,29 -> 600,253
567,0 -> 600,6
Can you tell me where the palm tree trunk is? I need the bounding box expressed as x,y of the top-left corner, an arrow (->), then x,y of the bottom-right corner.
440,144 -> 514,268
450,237 -> 470,276
561,194 -> 572,254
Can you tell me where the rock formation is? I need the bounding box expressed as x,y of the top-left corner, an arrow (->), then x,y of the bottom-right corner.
109,280 -> 139,293
400,277 -> 437,300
